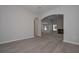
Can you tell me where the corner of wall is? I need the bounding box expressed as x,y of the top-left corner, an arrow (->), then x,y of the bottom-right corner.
63,40 -> 79,45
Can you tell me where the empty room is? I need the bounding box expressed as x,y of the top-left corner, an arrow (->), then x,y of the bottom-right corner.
0,5 -> 79,53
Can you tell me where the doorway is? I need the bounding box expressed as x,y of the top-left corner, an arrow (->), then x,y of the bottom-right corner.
34,17 -> 39,37
41,14 -> 64,40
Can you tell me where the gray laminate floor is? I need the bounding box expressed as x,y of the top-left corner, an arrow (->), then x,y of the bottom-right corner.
64,43 -> 79,53
0,33 -> 79,53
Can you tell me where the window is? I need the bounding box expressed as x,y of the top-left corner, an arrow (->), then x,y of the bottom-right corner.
53,24 -> 57,31
44,26 -> 47,31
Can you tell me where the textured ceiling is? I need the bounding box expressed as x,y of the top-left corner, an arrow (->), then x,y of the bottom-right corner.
20,5 -> 62,15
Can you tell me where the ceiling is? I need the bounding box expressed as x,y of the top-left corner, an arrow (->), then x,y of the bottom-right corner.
20,5 -> 62,15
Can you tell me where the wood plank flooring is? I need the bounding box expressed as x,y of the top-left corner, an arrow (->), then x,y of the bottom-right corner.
0,33 -> 79,53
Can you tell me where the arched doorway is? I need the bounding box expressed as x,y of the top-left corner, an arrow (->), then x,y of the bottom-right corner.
41,14 -> 64,40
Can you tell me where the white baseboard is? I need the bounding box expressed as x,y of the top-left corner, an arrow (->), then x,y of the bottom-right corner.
0,36 -> 34,45
63,40 -> 79,45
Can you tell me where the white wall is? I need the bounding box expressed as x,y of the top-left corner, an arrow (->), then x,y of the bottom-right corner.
39,6 -> 79,45
0,6 -> 36,44
1,6 -> 79,45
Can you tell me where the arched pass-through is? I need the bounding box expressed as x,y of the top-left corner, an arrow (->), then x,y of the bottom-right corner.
41,14 -> 64,40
